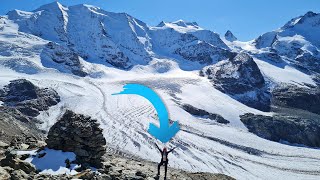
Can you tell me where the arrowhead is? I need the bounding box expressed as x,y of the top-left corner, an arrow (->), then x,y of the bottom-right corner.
148,121 -> 180,143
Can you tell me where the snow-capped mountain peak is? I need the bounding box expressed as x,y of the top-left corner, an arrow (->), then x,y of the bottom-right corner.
254,11 -> 320,50
5,3 -> 235,71
283,11 -> 319,29
171,19 -> 189,27
154,19 -> 202,33
34,1 -> 67,12
224,30 -> 237,42
171,19 -> 199,28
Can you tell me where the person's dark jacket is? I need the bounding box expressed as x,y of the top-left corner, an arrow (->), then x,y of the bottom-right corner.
155,143 -> 176,162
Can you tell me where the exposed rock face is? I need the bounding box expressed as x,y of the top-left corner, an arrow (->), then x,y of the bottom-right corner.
254,31 -> 278,49
272,85 -> 320,115
202,52 -> 271,111
41,42 -> 88,77
203,53 -> 265,94
191,30 -> 230,49
10,169 -> 29,180
240,113 -> 320,147
0,166 -> 10,179
0,107 -> 45,151
253,50 -> 283,63
181,104 -> 229,124
0,106 -> 32,124
175,42 -> 234,64
224,30 -> 237,42
46,110 -> 106,168
0,151 -> 36,174
271,37 -> 320,74
295,52 -> 320,74
0,79 -> 60,117
0,79 -> 59,144
150,23 -> 233,65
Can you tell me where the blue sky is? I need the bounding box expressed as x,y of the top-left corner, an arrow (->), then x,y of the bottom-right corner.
1,0 -> 319,41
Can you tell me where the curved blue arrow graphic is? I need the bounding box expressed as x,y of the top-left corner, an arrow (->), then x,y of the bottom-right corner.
112,84 -> 180,143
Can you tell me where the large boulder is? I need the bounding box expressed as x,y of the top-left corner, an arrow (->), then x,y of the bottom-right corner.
46,110 -> 106,168
0,79 -> 60,117
240,113 -> 320,147
201,52 -> 271,111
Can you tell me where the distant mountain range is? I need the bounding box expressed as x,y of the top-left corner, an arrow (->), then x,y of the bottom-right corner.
1,2 -> 320,179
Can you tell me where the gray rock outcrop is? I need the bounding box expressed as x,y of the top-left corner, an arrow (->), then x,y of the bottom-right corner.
240,113 -> 320,147
174,41 -> 234,64
203,53 -> 265,94
201,52 -> 271,111
0,166 -> 10,180
272,84 -> 320,115
46,110 -> 106,168
182,104 -> 230,124
0,79 -> 60,117
41,42 -> 88,77
0,151 -> 36,174
0,79 -> 59,144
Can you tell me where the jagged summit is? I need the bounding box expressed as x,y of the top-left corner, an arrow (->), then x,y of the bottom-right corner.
171,19 -> 199,28
155,19 -> 201,32
156,21 -> 166,27
34,1 -> 67,12
157,20 -> 199,28
297,11 -> 319,23
172,19 -> 188,27
282,11 -> 320,29
224,30 -> 237,42
302,11 -> 318,18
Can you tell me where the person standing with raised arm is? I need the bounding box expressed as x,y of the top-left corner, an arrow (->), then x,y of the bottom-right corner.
155,143 -> 176,180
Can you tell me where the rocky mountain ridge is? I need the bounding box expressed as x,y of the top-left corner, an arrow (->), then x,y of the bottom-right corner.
6,2 -> 233,70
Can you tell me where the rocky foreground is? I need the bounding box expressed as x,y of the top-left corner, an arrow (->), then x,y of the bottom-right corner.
0,135 -> 234,180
